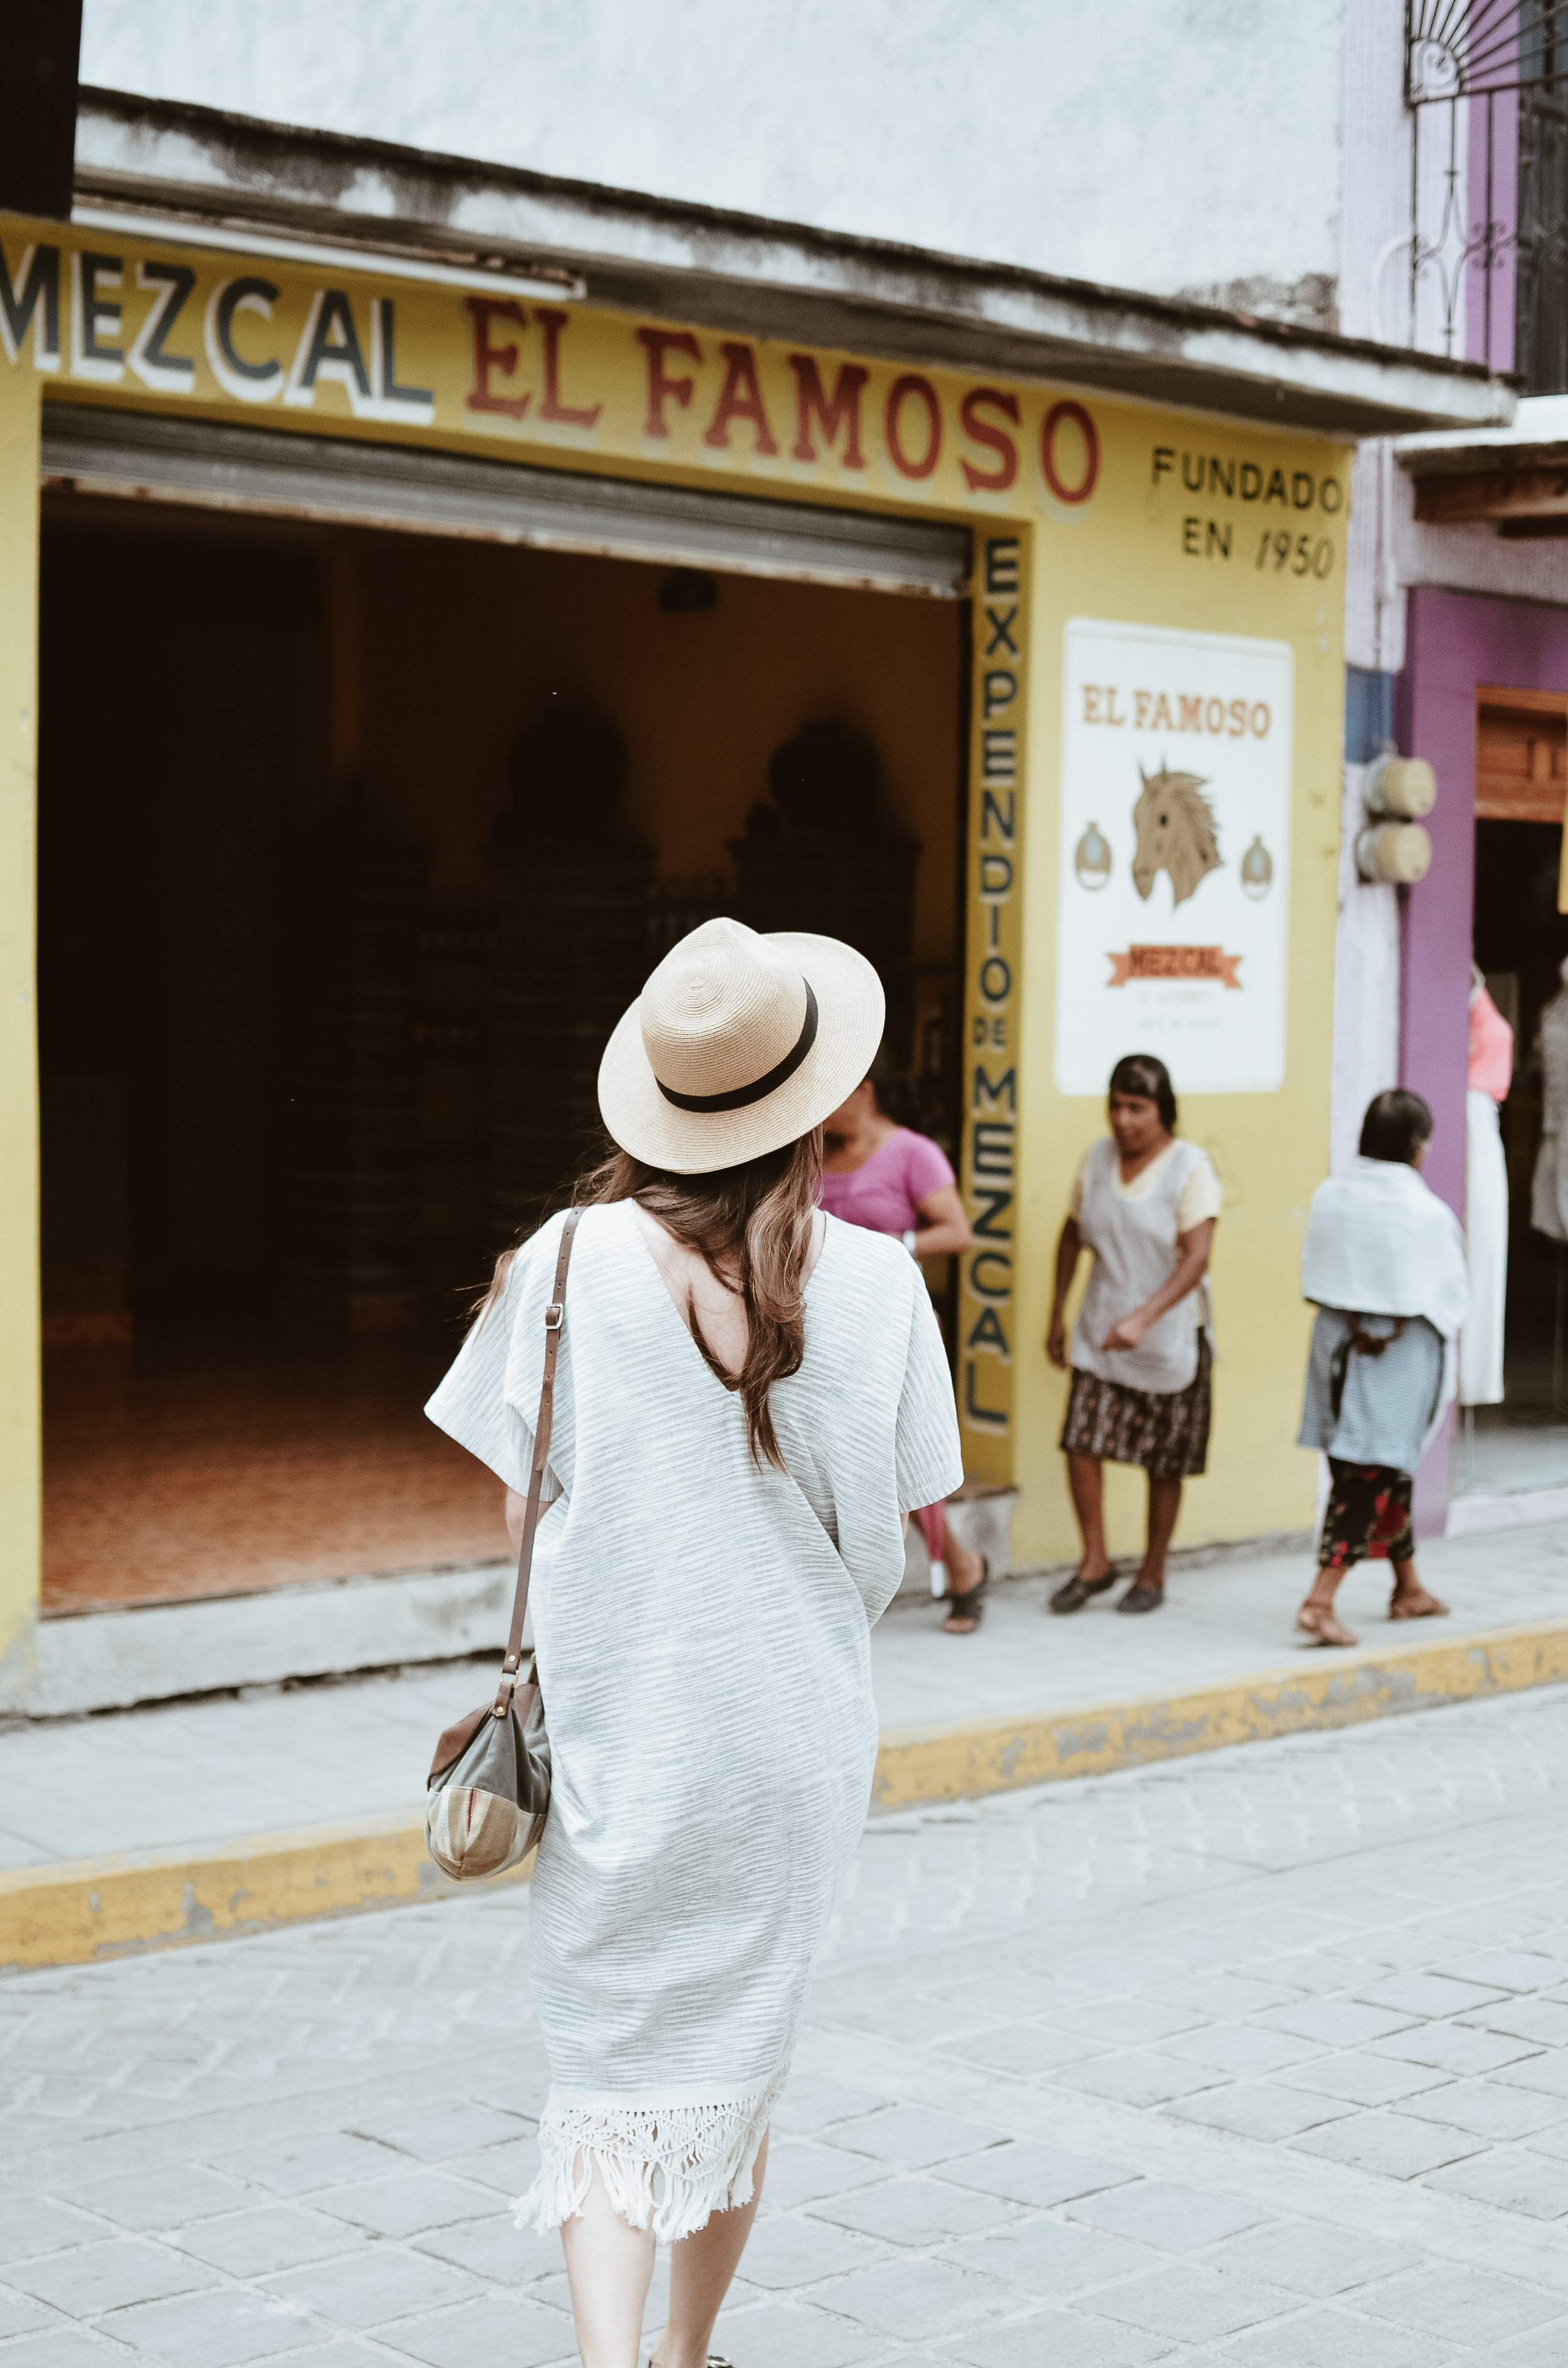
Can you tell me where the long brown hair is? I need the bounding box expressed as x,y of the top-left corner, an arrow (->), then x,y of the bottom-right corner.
483,1130 -> 823,1472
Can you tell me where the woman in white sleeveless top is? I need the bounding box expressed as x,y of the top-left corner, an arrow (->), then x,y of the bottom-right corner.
426,918 -> 962,2368
1045,1053 -> 1219,1615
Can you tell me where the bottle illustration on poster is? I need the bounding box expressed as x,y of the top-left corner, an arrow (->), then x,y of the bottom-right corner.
1074,820 -> 1113,889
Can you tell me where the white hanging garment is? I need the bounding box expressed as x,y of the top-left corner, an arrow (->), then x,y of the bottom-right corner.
1459,1089 -> 1507,1405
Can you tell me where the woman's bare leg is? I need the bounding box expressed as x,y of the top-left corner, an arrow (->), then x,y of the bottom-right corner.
1067,1452 -> 1112,1581
1389,1556 -> 1448,1618
927,1504 -> 986,1633
1296,1564 -> 1359,1647
1136,1477 -> 1182,1596
651,2132 -> 769,2368
558,2157 -> 656,2368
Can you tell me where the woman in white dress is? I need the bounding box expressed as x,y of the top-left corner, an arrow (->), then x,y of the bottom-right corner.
427,917 -> 963,2368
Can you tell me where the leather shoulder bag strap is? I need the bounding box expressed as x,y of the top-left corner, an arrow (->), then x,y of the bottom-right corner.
494,1206 -> 582,1714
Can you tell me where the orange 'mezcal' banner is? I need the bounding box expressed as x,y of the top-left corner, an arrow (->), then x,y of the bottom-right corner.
1106,945 -> 1244,987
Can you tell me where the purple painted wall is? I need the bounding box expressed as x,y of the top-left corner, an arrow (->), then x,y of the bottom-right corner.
1397,587 -> 1568,1530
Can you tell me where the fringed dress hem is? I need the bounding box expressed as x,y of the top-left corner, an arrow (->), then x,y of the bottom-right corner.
514,2070 -> 788,2244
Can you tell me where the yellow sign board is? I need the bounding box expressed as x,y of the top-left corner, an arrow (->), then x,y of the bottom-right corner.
1,214 -> 1353,1554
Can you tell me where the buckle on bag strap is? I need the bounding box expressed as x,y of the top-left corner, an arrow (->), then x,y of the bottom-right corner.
544,1302 -> 564,1330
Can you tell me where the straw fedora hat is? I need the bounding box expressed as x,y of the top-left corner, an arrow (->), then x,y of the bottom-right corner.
598,917 -> 885,1173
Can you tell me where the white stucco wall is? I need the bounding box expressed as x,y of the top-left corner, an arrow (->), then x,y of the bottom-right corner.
80,0 -> 1348,324
1331,761 -> 1402,1177
1341,0 -> 1411,346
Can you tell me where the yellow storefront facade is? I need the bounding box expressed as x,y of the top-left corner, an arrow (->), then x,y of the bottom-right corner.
0,211 -> 1353,1688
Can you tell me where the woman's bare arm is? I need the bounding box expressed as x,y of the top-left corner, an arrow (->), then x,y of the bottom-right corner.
1046,1218 -> 1083,1370
911,1182 -> 973,1259
1101,1219 -> 1216,1353
504,1486 -> 561,1552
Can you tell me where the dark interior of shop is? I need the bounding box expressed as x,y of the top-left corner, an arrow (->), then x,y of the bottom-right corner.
1473,817 -> 1568,1422
37,499 -> 964,1611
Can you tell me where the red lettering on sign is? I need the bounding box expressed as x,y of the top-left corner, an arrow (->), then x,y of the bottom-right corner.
1107,945 -> 1242,987
1042,400 -> 1100,504
702,340 -> 779,454
635,327 -> 702,438
464,297 -> 530,420
958,388 -> 1019,493
536,307 -> 601,428
885,373 -> 941,481
788,354 -> 868,468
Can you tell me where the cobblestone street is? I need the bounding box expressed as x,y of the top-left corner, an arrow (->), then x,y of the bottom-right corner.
5,1688 -> 1568,2366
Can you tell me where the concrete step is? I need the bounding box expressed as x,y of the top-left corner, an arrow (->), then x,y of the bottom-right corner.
16,1560 -> 516,1719
13,1485 -> 1022,1719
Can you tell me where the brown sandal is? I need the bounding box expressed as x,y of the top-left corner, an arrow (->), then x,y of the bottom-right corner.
1296,1601 -> 1359,1647
1389,1587 -> 1448,1620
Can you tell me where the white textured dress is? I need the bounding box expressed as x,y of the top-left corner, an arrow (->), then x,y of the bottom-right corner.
425,1200 -> 963,2241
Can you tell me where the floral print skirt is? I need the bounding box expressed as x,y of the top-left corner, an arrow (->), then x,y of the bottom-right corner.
1318,1456 -> 1414,1571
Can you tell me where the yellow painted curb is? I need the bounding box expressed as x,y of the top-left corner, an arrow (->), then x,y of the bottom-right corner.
872,1612 -> 1568,1810
0,1807 -> 530,1973
5,1615 -> 1567,1970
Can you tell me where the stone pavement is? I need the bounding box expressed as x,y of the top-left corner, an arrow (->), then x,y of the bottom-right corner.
4,1687 -> 1568,2365
6,1517 -> 1568,1873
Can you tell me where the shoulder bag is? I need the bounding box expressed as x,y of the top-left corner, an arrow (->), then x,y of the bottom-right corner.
425,1207 -> 581,1881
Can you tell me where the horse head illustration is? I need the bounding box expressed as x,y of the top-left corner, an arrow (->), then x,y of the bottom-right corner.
1131,762 -> 1222,908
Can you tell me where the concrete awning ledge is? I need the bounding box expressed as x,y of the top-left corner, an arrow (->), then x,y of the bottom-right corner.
72,86 -> 1515,443
1397,395 -> 1568,471
1396,396 -> 1568,529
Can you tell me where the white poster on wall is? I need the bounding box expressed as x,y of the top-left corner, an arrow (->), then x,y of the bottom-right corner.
1054,619 -> 1294,1096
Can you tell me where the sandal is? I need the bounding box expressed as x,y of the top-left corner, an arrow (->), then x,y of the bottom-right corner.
1050,1571 -> 1115,1615
1296,1601 -> 1359,1647
942,1556 -> 990,1633
1116,1582 -> 1164,1615
1389,1586 -> 1448,1620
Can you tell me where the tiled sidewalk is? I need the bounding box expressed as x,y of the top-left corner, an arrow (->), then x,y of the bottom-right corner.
4,1519 -> 1568,1872
3,1688 -> 1567,2364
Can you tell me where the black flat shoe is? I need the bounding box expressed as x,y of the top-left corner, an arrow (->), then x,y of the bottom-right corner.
1050,1573 -> 1116,1615
1116,1583 -> 1164,1614
942,1556 -> 990,1633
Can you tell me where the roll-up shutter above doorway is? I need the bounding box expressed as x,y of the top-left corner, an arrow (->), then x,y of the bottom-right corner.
40,405 -> 972,600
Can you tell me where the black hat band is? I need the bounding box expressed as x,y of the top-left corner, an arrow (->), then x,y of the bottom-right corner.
656,981 -> 819,1113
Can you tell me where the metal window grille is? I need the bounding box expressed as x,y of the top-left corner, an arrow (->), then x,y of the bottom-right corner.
1404,0 -> 1568,387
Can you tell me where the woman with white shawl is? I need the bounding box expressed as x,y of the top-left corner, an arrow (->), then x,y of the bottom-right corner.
1295,1088 -> 1469,1646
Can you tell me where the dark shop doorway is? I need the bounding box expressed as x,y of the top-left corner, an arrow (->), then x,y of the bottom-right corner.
37,491 -> 965,1610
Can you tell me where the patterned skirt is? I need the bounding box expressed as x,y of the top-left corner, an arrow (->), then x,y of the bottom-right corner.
1318,1457 -> 1414,1571
1060,1334 -> 1212,1481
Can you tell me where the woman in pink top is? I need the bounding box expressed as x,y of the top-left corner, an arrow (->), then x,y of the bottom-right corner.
821,1059 -> 983,1632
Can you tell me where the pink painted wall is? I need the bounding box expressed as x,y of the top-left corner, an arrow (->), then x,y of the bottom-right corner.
1397,586 -> 1568,1530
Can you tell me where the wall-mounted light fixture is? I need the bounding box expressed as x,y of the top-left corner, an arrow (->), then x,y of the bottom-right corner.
1365,753 -> 1436,819
1357,822 -> 1433,883
1356,748 -> 1435,883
